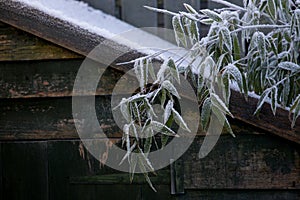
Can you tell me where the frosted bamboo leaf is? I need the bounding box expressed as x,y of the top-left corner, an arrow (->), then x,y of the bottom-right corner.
224,64 -> 243,93
267,0 -> 277,20
172,15 -> 187,47
201,98 -> 211,131
290,95 -> 300,128
167,59 -> 180,83
278,62 -> 300,72
151,121 -> 178,137
220,27 -> 232,51
120,102 -> 131,122
172,108 -> 191,132
270,87 -> 278,115
211,93 -> 233,118
201,9 -> 222,22
162,80 -> 180,99
184,3 -> 198,14
164,100 -> 173,124
254,87 -> 272,115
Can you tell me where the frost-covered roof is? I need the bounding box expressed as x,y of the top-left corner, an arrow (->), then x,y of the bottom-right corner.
0,0 -> 176,65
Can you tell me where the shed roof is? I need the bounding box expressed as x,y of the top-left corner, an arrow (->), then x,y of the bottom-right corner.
0,0 -> 299,144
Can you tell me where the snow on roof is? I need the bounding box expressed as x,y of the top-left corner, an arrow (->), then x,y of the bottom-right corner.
16,0 -> 177,57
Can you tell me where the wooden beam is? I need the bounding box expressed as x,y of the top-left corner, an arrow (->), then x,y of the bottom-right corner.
0,59 -> 138,99
0,0 -> 141,72
0,22 -> 82,61
230,90 -> 300,144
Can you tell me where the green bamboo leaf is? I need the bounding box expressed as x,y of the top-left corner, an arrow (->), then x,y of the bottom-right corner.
162,80 -> 180,99
290,95 -> 300,128
167,59 -> 180,83
220,27 -> 232,51
201,9 -> 222,22
184,3 -> 198,14
129,154 -> 137,183
223,73 -> 231,104
120,101 -> 131,123
172,15 -> 187,47
164,100 -> 174,124
200,18 -> 214,25
267,0 -> 277,20
256,32 -> 266,61
201,98 -> 211,131
233,34 -> 241,60
224,64 -> 243,93
278,62 -> 300,72
211,93 -> 234,118
144,130 -> 153,155
223,115 -> 235,137
172,108 -> 191,132
270,87 -> 278,115
151,121 -> 178,137
160,88 -> 166,107
254,87 -> 272,115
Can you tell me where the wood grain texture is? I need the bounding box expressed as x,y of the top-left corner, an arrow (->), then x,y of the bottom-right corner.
0,59 -> 138,99
182,135 -> 300,189
229,90 -> 300,144
178,190 -> 300,200
0,143 -> 2,200
0,22 -> 82,61
1,142 -> 48,200
0,0 -> 143,73
0,96 -> 122,140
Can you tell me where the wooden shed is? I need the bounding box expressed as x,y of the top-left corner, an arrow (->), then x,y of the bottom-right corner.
0,0 -> 299,200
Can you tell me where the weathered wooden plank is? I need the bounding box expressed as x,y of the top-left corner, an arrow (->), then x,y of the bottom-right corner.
0,143 -> 2,200
182,134 -> 300,189
1,142 -> 48,200
0,96 -> 122,140
0,59 -> 138,98
122,0 -> 157,27
48,140 -> 147,200
230,90 -> 300,144
0,22 -> 82,61
79,0 -> 115,16
69,185 -> 143,200
0,0 -> 143,73
178,190 -> 300,200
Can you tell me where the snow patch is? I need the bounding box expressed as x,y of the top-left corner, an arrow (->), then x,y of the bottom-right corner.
16,0 -> 177,56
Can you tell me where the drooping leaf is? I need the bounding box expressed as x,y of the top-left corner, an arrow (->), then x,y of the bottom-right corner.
162,80 -> 180,99
201,9 -> 222,22
278,62 -> 300,72
220,27 -> 232,51
167,59 -> 180,83
290,95 -> 300,128
151,121 -> 178,137
164,100 -> 174,123
211,93 -> 233,118
172,15 -> 187,47
267,0 -> 277,20
224,64 -> 243,93
184,3 -> 198,14
172,108 -> 191,132
201,97 -> 212,131
254,87 -> 273,115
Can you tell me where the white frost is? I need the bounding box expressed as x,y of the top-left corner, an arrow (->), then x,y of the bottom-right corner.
16,0 -> 177,56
